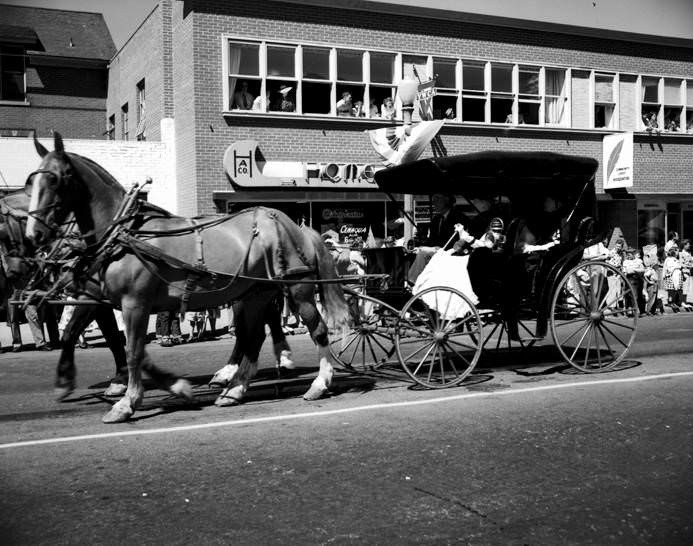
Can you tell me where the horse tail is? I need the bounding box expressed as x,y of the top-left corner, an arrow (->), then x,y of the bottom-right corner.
302,226 -> 350,328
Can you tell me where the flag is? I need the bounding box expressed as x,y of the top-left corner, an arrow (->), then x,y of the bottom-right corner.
366,119 -> 444,167
365,226 -> 377,248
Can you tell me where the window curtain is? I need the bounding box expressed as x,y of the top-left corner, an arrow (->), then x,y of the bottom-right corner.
228,45 -> 241,109
545,71 -> 565,124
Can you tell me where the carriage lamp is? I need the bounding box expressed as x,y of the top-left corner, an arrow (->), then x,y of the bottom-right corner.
398,78 -> 419,136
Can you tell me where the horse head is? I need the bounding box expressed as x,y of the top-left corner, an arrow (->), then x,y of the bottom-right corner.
25,132 -> 76,246
26,132 -> 125,247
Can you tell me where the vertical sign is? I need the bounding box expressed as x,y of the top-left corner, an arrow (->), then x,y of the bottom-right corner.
603,132 -> 634,189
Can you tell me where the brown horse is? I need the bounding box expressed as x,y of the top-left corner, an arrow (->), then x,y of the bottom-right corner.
0,191 -> 129,399
25,133 -> 349,423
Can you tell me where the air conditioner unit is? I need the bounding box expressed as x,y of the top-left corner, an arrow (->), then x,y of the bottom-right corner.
320,163 -> 341,182
358,164 -> 376,180
342,164 -> 359,180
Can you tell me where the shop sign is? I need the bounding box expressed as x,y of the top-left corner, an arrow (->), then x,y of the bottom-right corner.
603,132 -> 633,189
224,140 -> 382,190
322,208 -> 365,221
339,225 -> 368,236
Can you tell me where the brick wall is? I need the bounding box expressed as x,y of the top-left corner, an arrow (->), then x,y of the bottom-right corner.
107,3 -> 166,142
102,0 -> 693,215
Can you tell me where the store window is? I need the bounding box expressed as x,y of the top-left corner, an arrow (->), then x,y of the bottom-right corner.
663,78 -> 682,132
594,73 -> 616,129
641,76 -> 660,131
461,61 -> 486,123
0,46 -> 25,102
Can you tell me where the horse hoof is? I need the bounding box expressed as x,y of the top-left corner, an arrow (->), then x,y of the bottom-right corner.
54,385 -> 74,402
103,382 -> 127,397
170,378 -> 193,401
215,386 -> 245,407
209,364 -> 238,387
102,400 -> 133,423
303,377 -> 330,401
279,350 -> 295,370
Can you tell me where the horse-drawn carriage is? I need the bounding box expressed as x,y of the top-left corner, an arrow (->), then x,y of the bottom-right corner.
329,151 -> 638,387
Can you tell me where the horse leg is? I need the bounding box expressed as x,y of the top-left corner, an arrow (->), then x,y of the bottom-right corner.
215,294 -> 270,407
92,305 -> 129,397
209,301 -> 245,387
55,304 -> 96,400
102,300 -> 150,423
267,295 -> 294,369
290,285 -> 334,401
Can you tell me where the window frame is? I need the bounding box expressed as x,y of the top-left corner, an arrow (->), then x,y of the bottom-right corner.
591,71 -> 618,130
0,45 -> 27,103
121,103 -> 129,141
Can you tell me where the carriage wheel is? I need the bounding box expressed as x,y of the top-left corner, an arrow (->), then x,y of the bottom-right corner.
329,293 -> 399,372
396,286 -> 483,388
550,262 -> 637,373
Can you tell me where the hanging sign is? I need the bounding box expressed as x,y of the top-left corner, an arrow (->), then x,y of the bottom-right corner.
603,132 -> 634,189
223,140 -> 381,190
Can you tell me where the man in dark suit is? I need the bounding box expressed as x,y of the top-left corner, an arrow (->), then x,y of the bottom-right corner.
426,193 -> 470,249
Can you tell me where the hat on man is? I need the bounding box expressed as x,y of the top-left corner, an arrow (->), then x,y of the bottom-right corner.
279,85 -> 292,95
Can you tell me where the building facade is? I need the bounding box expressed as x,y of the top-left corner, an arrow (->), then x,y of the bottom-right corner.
107,0 -> 693,248
0,4 -> 114,140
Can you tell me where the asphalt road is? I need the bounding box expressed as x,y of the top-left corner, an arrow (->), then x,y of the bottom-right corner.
1,313 -> 692,545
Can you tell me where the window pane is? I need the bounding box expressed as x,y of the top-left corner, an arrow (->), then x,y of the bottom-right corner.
641,106 -> 660,129
336,84 -> 365,116
687,110 -> 693,132
545,97 -> 565,125
303,46 -> 330,79
463,62 -> 485,91
491,96 -> 513,122
595,104 -> 615,128
267,45 -> 295,78
231,79 -> 261,110
268,81 -> 296,112
491,64 -> 512,93
432,95 -> 457,120
462,97 -> 485,122
519,66 -> 539,96
595,74 -> 614,103
518,102 -> 539,124
642,76 -> 659,103
370,87 -> 396,118
545,69 -> 565,96
1,48 -> 23,72
302,82 -> 332,114
1,73 -> 24,100
370,52 -> 395,84
402,55 -> 427,80
688,81 -> 693,106
229,42 -> 259,75
664,79 -> 681,104
337,49 -> 362,81
433,58 -> 456,89
664,107 -> 681,131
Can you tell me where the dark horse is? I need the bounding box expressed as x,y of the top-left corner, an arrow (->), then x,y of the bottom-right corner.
0,191 -> 129,399
25,134 -> 349,423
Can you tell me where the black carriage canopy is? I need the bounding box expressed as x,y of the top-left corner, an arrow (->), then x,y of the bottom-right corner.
374,151 -> 599,225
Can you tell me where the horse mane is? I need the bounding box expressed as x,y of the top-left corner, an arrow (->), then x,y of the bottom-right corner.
67,152 -> 126,196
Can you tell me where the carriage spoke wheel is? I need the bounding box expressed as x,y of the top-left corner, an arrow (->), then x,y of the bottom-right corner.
396,286 -> 482,388
329,293 -> 399,372
550,262 -> 637,373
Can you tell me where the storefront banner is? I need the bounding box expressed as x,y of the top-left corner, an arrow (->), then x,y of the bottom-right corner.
603,132 -> 634,189
223,140 -> 379,189
366,119 -> 444,167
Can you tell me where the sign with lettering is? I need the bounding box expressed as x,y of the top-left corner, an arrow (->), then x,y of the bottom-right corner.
603,132 -> 634,189
224,140 -> 382,190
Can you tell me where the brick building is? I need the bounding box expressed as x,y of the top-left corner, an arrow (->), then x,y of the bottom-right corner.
0,4 -> 115,140
107,0 -> 693,248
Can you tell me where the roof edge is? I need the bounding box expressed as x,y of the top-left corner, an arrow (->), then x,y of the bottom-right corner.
278,0 -> 693,49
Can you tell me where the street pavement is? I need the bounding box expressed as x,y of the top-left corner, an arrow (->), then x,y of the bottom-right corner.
0,313 -> 692,544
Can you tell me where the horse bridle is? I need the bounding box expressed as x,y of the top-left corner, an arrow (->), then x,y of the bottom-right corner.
25,168 -> 72,233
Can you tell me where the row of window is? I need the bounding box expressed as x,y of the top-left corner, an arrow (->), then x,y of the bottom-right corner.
108,79 -> 146,141
224,39 -> 693,133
